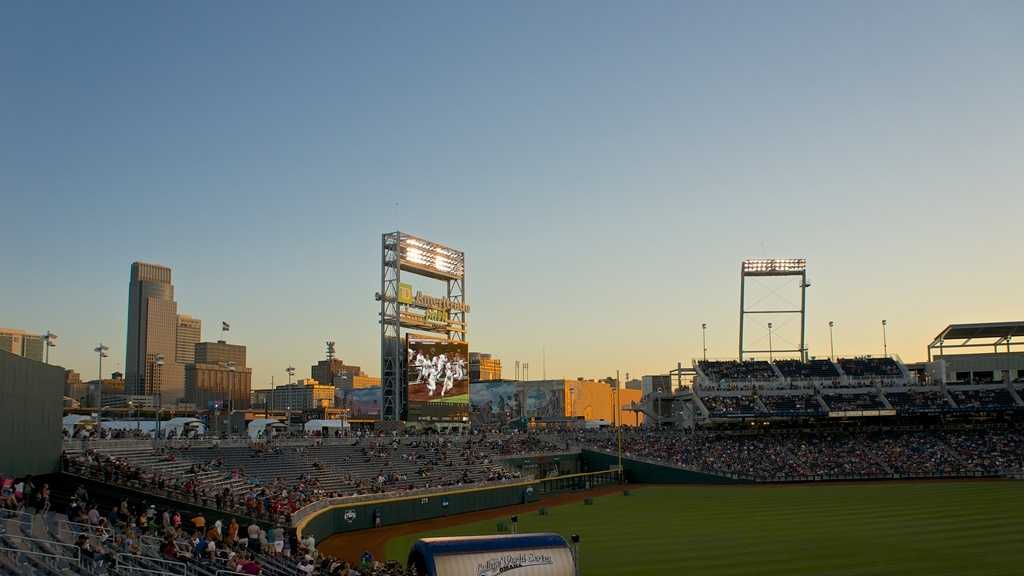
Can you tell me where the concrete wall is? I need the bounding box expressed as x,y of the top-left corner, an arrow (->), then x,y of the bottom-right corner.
0,350 -> 64,476
936,352 -> 1024,381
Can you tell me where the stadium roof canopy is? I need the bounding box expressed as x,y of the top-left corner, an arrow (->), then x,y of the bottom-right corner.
928,321 -> 1024,359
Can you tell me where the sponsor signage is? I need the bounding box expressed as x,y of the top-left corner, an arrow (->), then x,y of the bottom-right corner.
411,291 -> 470,313
398,288 -> 470,314
397,285 -> 468,332
477,552 -> 554,576
427,541 -> 574,576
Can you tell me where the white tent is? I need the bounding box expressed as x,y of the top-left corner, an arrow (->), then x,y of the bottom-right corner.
100,420 -> 157,434
161,417 -> 206,438
303,419 -> 350,435
98,417 -> 205,438
63,414 -> 96,437
248,418 -> 287,441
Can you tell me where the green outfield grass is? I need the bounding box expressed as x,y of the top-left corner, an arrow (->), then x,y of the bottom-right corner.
384,481 -> 1024,576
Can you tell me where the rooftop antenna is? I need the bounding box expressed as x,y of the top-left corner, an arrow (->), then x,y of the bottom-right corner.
326,341 -> 336,361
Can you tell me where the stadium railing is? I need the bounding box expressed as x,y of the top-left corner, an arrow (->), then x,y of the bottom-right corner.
0,508 -> 34,531
0,533 -> 81,567
115,552 -> 188,576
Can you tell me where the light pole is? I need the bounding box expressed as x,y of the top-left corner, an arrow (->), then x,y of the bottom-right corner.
44,331 -> 58,364
767,323 -> 773,362
701,323 -> 707,361
154,353 -> 165,444
94,343 -> 109,415
828,321 -> 835,360
615,369 -> 622,480
223,361 -> 237,434
882,320 -> 888,357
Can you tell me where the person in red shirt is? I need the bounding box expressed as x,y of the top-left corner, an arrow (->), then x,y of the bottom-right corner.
239,555 -> 262,575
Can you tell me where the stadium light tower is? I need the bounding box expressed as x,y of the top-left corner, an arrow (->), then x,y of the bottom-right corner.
739,259 -> 808,361
882,320 -> 888,357
379,232 -> 467,422
94,343 -> 109,412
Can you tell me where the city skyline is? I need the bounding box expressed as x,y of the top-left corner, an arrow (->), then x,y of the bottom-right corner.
6,252 -> 1019,390
3,2 -> 1022,388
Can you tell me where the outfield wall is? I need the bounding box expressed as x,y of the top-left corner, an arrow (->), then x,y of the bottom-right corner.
297,469 -> 620,544
581,450 -> 750,485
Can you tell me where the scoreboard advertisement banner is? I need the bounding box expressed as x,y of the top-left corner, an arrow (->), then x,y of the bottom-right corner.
406,335 -> 469,404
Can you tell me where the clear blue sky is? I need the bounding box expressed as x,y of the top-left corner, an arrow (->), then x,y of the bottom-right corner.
2,1 -> 1022,387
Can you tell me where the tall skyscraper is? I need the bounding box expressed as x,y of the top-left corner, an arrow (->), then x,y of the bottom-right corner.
176,314 -> 202,364
126,262 -> 185,401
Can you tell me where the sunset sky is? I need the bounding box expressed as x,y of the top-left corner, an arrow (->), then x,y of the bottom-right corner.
3,1 -> 1022,387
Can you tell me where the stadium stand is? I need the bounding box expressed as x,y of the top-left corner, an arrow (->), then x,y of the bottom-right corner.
700,396 -> 760,417
947,388 -> 1018,410
883,390 -> 951,413
60,436 -> 526,526
821,392 -> 887,412
774,359 -> 840,380
837,357 -> 903,378
759,394 -> 825,416
573,426 -> 1024,481
0,485 -> 413,576
697,361 -> 777,383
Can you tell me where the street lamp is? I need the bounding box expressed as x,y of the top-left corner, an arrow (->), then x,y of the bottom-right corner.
94,343 -> 109,413
44,331 -> 58,364
882,320 -> 888,357
828,321 -> 835,361
767,323 -> 774,362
